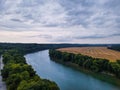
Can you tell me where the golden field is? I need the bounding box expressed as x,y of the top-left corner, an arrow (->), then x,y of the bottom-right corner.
57,47 -> 120,62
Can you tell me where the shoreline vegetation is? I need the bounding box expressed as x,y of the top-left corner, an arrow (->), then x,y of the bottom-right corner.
1,50 -> 60,90
49,49 -> 120,87
57,47 -> 120,62
0,43 -> 120,89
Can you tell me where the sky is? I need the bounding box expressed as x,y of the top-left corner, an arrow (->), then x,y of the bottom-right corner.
0,0 -> 120,44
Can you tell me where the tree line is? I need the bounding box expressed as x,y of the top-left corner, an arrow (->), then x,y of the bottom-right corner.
1,49 -> 59,90
49,49 -> 120,79
0,43 -> 112,54
108,44 -> 120,52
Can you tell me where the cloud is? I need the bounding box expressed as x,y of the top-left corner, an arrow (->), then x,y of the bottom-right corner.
28,34 -> 53,39
74,33 -> 120,39
0,0 -> 120,43
10,18 -> 22,22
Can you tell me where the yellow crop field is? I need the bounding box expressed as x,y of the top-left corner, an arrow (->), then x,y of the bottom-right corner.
57,47 -> 120,62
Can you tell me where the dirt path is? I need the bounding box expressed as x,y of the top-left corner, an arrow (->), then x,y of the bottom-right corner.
0,56 -> 6,90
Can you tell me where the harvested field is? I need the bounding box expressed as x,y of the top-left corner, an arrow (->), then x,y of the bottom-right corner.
57,47 -> 120,62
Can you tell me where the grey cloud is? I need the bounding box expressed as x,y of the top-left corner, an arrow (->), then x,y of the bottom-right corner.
74,33 -> 120,39
11,19 -> 23,22
0,0 -> 6,12
1,0 -> 120,29
52,37 -> 72,42
0,0 -> 120,43
28,34 -> 53,39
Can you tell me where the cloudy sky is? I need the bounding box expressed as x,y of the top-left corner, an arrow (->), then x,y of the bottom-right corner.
0,0 -> 120,44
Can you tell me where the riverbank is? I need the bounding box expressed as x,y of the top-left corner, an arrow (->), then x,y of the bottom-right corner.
51,58 -> 120,87
49,49 -> 120,87
0,56 -> 6,90
25,50 -> 120,90
1,50 -> 59,90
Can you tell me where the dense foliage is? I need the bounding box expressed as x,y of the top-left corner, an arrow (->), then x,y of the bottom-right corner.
0,43 -> 120,90
0,43 -> 110,55
1,50 -> 59,90
108,44 -> 120,51
49,49 -> 120,78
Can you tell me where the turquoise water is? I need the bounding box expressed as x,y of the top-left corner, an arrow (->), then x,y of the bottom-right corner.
25,50 -> 120,90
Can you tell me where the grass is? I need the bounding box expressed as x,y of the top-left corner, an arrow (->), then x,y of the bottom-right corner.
57,47 -> 120,62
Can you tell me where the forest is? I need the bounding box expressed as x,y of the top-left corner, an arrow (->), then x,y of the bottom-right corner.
49,49 -> 120,78
108,44 -> 120,51
0,43 -> 88,90
0,43 -> 111,55
0,43 -> 120,90
1,49 -> 59,90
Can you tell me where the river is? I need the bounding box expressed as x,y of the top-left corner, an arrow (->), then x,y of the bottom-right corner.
0,56 -> 6,90
25,50 -> 120,90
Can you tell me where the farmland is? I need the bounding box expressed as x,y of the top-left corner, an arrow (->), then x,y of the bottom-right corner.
57,47 -> 120,62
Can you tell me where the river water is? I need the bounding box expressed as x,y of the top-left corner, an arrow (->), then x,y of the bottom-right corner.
0,56 -> 6,90
25,50 -> 120,90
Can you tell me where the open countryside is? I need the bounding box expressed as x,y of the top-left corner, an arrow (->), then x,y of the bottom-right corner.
0,0 -> 120,90
57,47 -> 120,62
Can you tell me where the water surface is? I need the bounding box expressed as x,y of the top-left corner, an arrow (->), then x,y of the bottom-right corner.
25,50 -> 120,90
